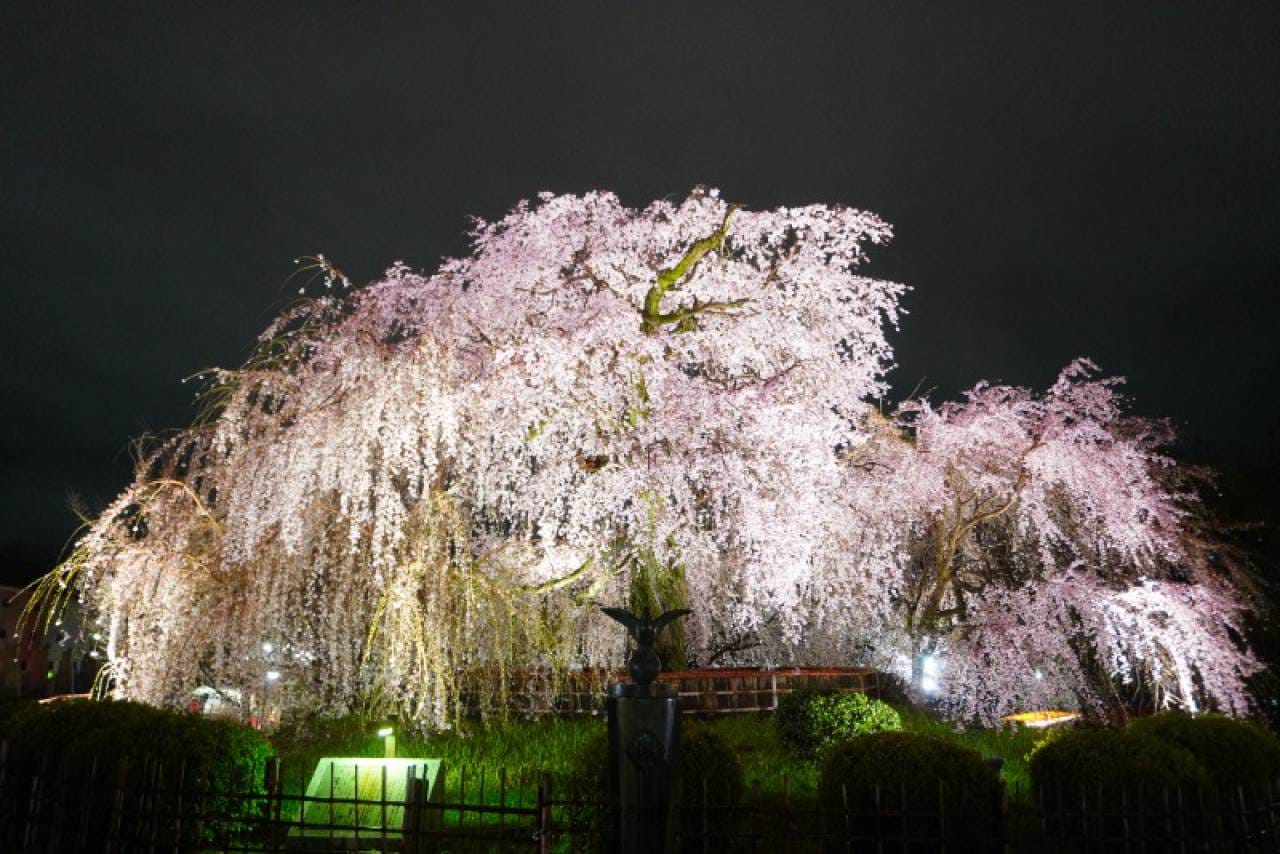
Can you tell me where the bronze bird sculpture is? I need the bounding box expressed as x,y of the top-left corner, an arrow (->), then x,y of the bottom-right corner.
602,606 -> 692,685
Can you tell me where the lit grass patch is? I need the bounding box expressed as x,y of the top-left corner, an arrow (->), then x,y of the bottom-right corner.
896,706 -> 1042,797
271,706 -> 1041,813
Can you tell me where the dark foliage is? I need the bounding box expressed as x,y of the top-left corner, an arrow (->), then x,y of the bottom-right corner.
818,731 -> 1002,847
1029,727 -> 1211,797
819,731 -> 1001,809
0,699 -> 272,836
678,722 -> 744,806
1127,711 -> 1280,787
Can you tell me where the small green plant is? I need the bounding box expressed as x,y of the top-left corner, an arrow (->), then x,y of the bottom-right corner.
1022,725 -> 1069,769
1127,712 -> 1280,787
776,689 -> 902,757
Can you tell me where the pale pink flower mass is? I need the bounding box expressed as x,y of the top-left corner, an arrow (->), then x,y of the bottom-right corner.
38,189 -> 1257,727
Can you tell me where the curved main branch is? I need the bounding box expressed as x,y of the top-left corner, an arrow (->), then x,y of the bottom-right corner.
641,206 -> 742,334
518,556 -> 597,595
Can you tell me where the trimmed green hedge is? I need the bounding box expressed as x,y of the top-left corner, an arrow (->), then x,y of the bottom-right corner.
819,731 -> 1001,810
776,689 -> 901,758
819,731 -> 1002,845
0,699 -> 273,837
678,723 -> 744,840
0,698 -> 37,733
1029,727 -> 1211,796
1127,712 -> 1280,788
1,699 -> 271,788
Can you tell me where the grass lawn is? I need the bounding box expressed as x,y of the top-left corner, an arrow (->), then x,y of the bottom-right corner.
270,704 -> 1046,808
271,715 -> 600,804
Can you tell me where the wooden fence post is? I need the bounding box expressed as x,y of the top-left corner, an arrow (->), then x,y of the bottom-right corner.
263,757 -> 281,848
172,759 -> 186,854
73,753 -> 99,853
850,782 -> 858,852
1237,784 -> 1250,844
104,754 -> 129,854
1120,784 -> 1131,844
1267,778 -> 1278,845
0,740 -> 10,854
537,772 -> 552,854
135,755 -> 151,854
22,751 -> 48,853
937,778 -> 946,852
145,756 -> 163,854
402,769 -> 417,854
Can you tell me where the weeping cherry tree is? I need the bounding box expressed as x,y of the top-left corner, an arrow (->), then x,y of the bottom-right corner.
27,189 -> 1259,727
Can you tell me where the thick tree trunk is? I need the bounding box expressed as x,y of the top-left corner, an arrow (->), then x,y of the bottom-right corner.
628,552 -> 689,671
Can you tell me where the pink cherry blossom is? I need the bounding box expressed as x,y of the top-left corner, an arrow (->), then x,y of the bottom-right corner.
31,191 -> 1256,727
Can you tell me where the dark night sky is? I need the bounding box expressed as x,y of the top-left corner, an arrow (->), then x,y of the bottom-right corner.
3,3 -> 1279,584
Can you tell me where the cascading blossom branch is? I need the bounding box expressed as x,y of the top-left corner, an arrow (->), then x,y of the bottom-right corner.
842,359 -> 1259,722
29,188 -> 1260,727
34,188 -> 910,725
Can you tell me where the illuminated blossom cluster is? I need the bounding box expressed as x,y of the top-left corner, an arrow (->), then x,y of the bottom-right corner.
34,189 -> 1257,727
838,361 -> 1256,721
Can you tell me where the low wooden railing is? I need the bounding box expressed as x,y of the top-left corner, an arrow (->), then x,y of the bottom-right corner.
503,665 -> 882,716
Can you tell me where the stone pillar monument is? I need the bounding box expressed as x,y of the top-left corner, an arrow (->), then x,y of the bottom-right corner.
602,606 -> 691,854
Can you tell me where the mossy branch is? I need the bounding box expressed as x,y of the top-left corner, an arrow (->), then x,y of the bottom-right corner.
518,556 -> 597,595
641,206 -> 744,334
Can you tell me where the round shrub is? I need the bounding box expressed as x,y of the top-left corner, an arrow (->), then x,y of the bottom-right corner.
1022,724 -> 1069,770
819,732 -> 1002,845
563,721 -> 747,840
776,689 -> 901,757
1127,712 -> 1280,787
1029,728 -> 1210,796
819,731 -> 1001,811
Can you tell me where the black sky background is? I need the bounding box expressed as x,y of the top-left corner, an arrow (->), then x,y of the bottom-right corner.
3,3 -> 1279,585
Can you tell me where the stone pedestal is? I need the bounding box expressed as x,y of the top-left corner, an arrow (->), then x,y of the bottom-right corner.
607,681 -> 680,853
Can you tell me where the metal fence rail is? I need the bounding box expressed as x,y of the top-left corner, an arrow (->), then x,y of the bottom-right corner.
2,745 -> 1278,852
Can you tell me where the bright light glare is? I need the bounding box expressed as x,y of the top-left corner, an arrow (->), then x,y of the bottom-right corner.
377,726 -> 394,737
920,654 -> 941,693
265,670 -> 281,682
1002,710 -> 1079,728
262,642 -> 274,654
